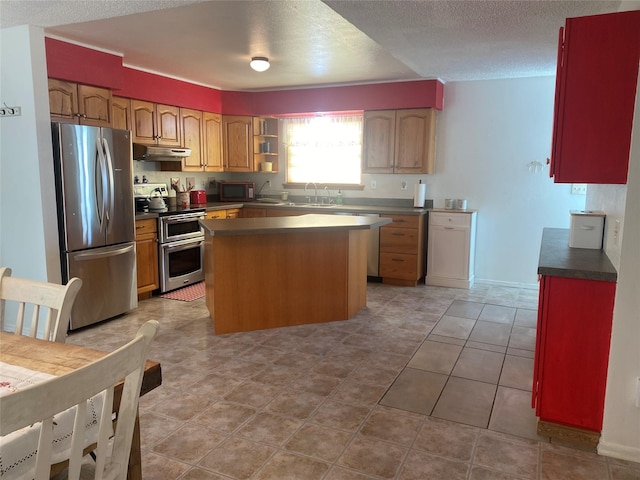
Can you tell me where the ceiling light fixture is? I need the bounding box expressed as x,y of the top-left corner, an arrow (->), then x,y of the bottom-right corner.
250,57 -> 270,72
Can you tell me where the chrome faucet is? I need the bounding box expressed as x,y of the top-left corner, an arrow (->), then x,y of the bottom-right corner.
304,182 -> 318,204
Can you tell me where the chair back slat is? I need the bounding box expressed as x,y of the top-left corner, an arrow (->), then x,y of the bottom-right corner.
0,267 -> 82,342
0,321 -> 159,480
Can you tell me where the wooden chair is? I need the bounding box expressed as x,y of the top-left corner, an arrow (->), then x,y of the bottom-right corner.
0,320 -> 159,480
0,267 -> 82,342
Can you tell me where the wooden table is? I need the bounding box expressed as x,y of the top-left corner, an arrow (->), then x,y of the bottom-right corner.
0,332 -> 162,479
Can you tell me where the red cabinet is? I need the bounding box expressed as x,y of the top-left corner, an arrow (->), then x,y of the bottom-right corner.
550,11 -> 640,184
532,275 -> 616,432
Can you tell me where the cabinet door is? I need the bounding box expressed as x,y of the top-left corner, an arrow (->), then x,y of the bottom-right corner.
77,85 -> 111,127
535,276 -> 616,431
203,112 -> 223,171
394,109 -> 435,174
427,225 -> 469,279
111,96 -> 131,131
156,104 -> 181,147
48,79 -> 78,123
550,11 -> 640,184
206,210 -> 227,219
135,219 -> 159,295
181,108 -> 204,171
362,110 -> 395,173
241,207 -> 267,218
223,116 -> 253,172
131,100 -> 156,145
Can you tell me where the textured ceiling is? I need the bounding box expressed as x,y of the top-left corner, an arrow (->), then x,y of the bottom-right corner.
0,0 -> 626,90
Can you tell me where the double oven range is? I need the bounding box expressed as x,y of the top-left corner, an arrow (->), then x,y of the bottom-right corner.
133,183 -> 205,293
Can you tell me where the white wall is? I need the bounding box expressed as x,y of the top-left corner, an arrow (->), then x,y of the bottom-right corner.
0,25 -> 60,284
596,73 -> 640,462
136,77 -> 586,287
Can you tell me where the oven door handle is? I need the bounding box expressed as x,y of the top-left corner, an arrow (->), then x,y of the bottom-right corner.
164,239 -> 204,252
164,215 -> 205,224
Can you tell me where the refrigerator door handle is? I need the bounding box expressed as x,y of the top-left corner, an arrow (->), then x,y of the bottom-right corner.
102,137 -> 115,232
95,136 -> 108,231
72,243 -> 135,261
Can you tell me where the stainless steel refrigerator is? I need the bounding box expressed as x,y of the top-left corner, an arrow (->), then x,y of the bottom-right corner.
52,123 -> 137,330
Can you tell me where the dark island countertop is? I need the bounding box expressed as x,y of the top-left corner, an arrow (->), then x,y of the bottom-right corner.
200,213 -> 392,237
135,201 -> 426,221
538,228 -> 617,282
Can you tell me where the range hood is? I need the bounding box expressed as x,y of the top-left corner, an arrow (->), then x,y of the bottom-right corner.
133,144 -> 191,161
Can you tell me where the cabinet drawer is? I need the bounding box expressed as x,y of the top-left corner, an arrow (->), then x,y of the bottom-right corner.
382,214 -> 420,229
380,252 -> 418,279
430,212 -> 471,227
135,219 -> 157,238
206,210 -> 227,219
380,228 -> 419,253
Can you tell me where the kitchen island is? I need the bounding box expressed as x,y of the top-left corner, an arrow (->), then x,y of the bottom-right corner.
200,214 -> 391,334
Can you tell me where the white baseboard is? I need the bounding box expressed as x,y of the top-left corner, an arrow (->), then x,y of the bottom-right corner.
474,278 -> 539,290
597,439 -> 640,462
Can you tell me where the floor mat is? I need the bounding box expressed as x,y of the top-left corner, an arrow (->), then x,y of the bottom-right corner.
159,282 -> 205,301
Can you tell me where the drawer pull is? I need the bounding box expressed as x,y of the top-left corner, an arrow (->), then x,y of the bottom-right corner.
392,233 -> 405,236
444,227 -> 454,230
136,225 -> 144,230
392,258 -> 404,262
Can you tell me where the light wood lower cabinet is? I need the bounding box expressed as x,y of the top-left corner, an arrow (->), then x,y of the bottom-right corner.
379,214 -> 426,286
206,209 -> 240,220
135,219 -> 159,298
241,207 -> 267,218
426,211 -> 477,288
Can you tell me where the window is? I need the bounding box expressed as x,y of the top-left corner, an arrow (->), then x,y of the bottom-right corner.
284,114 -> 363,185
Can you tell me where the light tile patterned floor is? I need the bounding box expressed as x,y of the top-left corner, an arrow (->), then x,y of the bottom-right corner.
66,283 -> 640,480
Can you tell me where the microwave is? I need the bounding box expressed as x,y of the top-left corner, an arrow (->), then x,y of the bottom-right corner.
219,181 -> 255,202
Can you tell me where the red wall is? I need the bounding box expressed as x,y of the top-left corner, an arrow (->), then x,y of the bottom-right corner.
45,38 -> 123,89
45,38 -> 444,114
117,68 -> 222,112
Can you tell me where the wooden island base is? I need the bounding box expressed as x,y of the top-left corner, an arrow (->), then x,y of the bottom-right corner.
202,214 -> 389,334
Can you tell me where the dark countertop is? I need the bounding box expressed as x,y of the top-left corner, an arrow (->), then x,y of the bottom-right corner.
136,201 -> 428,220
538,228 -> 617,282
200,213 -> 392,236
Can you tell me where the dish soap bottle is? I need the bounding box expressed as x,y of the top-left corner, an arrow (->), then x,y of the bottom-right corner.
336,190 -> 343,205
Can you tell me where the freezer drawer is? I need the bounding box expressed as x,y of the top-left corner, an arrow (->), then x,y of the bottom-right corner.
65,242 -> 138,330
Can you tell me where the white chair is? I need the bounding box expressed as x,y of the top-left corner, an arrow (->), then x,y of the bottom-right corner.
0,267 -> 82,342
0,320 -> 159,480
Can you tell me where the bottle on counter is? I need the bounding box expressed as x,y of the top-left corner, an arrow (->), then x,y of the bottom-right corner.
336,190 -> 343,205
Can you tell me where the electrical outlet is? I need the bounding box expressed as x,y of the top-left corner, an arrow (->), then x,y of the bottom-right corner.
571,184 -> 587,195
266,180 -> 271,188
370,180 -> 377,190
401,181 -> 407,190
613,220 -> 621,245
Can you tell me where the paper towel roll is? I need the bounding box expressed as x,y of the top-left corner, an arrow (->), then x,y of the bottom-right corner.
413,183 -> 427,208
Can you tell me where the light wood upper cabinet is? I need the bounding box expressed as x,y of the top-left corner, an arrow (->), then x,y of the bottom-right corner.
48,79 -> 111,127
222,115 -> 253,172
362,110 -> 396,172
131,100 -> 181,147
363,108 -> 436,174
203,112 -> 223,172
111,96 -> 131,131
180,108 -> 204,171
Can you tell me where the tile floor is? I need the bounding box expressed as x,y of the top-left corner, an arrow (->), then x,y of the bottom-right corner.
66,282 -> 640,480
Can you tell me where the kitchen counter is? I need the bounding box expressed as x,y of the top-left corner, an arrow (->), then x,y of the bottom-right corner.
135,201 -> 427,220
200,213 -> 391,236
202,214 -> 390,334
537,228 -> 617,282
